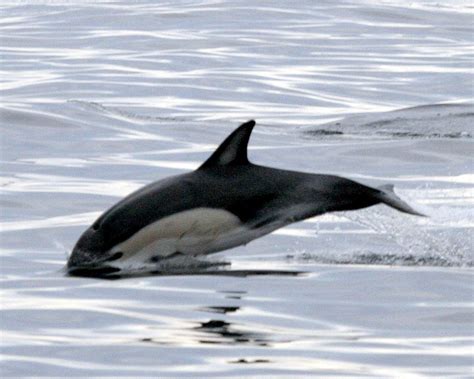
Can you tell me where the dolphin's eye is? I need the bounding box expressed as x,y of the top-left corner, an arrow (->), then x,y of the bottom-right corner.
92,221 -> 101,231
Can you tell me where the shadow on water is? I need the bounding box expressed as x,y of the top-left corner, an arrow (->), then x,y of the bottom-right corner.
67,264 -> 305,280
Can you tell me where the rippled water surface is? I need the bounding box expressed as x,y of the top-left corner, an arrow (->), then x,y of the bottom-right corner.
1,1 -> 473,377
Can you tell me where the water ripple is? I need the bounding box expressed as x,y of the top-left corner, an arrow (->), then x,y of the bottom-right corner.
1,1 -> 473,377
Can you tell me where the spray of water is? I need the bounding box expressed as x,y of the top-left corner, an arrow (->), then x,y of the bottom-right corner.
339,205 -> 472,267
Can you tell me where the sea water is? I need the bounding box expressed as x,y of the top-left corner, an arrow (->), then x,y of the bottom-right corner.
1,1 -> 473,377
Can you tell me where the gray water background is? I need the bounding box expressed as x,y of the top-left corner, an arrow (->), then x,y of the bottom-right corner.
1,1 -> 473,377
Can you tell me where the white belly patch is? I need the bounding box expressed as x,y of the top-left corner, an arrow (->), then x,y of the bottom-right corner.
111,208 -> 246,262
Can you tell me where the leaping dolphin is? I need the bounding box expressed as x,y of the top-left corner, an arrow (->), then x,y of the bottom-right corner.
68,120 -> 423,277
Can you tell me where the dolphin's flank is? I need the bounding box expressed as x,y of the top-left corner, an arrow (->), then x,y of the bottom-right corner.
68,120 -> 424,277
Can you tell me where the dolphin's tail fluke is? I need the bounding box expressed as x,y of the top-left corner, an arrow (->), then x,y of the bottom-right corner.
376,184 -> 426,217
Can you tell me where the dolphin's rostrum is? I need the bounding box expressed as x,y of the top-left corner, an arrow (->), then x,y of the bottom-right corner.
68,120 -> 423,277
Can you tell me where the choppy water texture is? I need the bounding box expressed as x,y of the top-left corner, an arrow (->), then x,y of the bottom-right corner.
1,1 -> 473,377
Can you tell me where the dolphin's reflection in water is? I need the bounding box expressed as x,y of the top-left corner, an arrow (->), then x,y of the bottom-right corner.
136,286 -> 298,349
67,261 -> 304,349
138,311 -> 277,348
201,305 -> 240,314
196,296 -> 277,347
196,319 -> 271,346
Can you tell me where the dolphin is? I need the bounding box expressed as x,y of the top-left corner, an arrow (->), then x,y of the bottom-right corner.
68,120 -> 423,277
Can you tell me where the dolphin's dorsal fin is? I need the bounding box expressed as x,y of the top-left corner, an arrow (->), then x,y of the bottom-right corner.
199,120 -> 256,169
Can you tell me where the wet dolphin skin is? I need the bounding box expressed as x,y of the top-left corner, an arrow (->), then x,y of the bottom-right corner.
68,120 -> 423,277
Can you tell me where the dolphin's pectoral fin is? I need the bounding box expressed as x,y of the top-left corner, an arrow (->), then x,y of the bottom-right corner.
150,251 -> 184,263
104,251 -> 123,262
199,120 -> 256,169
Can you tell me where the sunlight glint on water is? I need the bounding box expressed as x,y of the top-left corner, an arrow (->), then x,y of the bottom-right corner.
0,1 -> 473,377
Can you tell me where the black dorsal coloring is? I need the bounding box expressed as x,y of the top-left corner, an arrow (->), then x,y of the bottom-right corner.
199,120 -> 256,169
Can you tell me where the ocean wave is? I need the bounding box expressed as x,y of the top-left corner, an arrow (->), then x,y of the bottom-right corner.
305,103 -> 473,139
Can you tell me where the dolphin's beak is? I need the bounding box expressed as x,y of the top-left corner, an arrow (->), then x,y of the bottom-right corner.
67,264 -> 121,279
67,246 -> 122,278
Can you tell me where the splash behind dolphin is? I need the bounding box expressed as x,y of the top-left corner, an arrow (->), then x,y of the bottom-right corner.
68,120 -> 423,277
